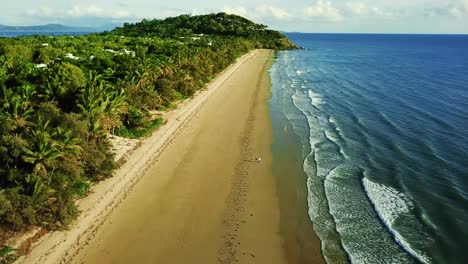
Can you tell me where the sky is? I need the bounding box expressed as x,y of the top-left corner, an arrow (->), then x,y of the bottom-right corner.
1,0 -> 468,34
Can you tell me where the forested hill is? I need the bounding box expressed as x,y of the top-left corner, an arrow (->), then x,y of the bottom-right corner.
110,13 -> 299,50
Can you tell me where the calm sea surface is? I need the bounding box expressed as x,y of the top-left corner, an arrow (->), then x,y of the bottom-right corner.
269,34 -> 468,264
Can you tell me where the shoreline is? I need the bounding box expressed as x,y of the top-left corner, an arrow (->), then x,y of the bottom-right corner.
271,113 -> 325,264
17,49 -> 323,264
268,53 -> 325,264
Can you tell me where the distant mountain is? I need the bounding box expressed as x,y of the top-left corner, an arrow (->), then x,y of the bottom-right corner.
0,24 -> 97,32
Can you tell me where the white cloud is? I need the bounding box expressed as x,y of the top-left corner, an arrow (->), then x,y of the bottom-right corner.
111,10 -> 132,18
26,5 -> 133,20
2,0 -> 468,33
347,2 -> 366,15
346,2 -> 395,19
371,7 -> 394,18
26,7 -> 57,17
304,0 -> 343,21
222,5 -> 291,21
159,8 -> 190,18
222,6 -> 248,17
118,1 -> 129,8
425,0 -> 468,18
448,0 -> 468,17
255,5 -> 292,21
67,5 -> 104,17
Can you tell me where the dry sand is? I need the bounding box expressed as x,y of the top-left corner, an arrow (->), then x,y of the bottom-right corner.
18,49 -> 323,264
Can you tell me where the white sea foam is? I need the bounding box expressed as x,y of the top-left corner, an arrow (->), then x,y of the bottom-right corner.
292,79 -> 301,85
324,129 -> 340,147
308,89 -> 324,109
363,178 -> 414,223
283,52 -> 289,63
362,178 -> 432,264
328,117 -> 343,134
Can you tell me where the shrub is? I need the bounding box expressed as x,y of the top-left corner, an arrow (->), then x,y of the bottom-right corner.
0,245 -> 17,264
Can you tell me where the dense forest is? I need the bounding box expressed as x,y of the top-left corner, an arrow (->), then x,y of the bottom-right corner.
112,13 -> 298,50
0,12 -> 297,260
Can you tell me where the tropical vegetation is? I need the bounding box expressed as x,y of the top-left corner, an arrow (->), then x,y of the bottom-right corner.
0,12 -> 297,256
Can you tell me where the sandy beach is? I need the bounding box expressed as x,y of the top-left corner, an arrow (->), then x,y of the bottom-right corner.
18,49 -> 323,264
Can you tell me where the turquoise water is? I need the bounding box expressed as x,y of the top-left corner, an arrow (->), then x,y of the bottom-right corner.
269,34 -> 468,264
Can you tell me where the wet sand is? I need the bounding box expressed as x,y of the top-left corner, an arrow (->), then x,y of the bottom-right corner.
19,49 -> 324,264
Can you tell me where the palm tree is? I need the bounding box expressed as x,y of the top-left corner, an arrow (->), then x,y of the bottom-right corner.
102,86 -> 128,134
24,173 -> 49,199
77,71 -> 105,135
22,116 -> 62,176
0,91 -> 34,133
18,84 -> 37,102
42,74 -> 63,101
53,126 -> 82,156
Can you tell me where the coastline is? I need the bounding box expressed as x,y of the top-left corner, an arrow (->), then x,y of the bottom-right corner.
17,49 -> 323,264
270,113 -> 326,264
268,54 -> 325,263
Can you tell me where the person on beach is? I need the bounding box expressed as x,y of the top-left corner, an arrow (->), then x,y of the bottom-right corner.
256,157 -> 262,162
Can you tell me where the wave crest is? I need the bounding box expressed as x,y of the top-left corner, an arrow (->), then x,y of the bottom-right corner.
363,178 -> 432,264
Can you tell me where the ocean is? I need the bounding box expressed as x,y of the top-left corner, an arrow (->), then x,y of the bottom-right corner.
269,34 -> 468,264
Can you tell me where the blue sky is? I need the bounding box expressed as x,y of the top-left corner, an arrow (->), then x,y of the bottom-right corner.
2,0 -> 468,33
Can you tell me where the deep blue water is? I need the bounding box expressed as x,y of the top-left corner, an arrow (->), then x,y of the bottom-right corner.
269,34 -> 468,264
